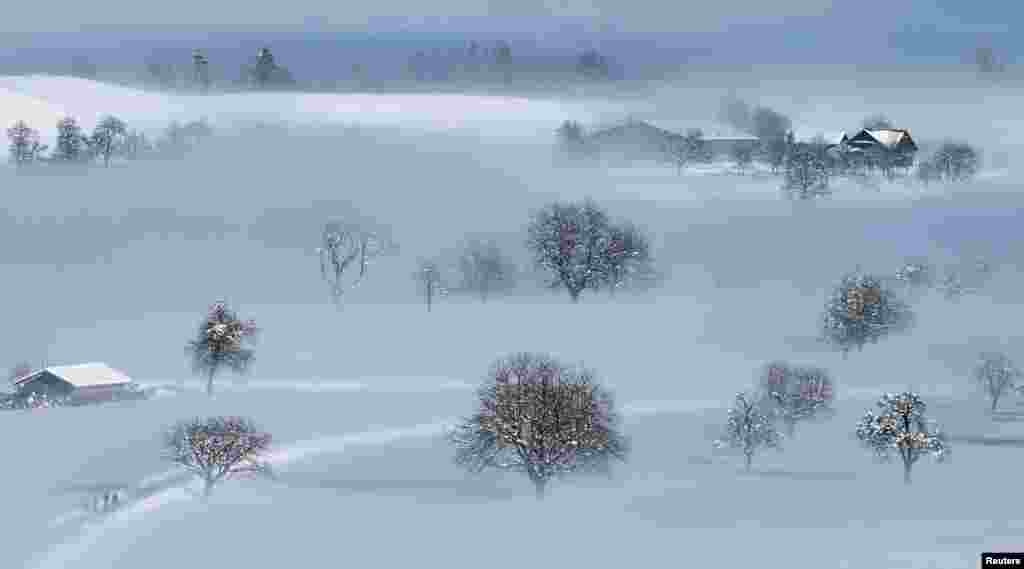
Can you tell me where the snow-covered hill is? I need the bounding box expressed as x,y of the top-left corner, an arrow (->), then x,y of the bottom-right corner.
1,71 -> 1023,569
0,75 -> 600,144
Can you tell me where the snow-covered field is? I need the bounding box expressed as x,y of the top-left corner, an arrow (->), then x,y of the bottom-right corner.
2,71 -> 1024,568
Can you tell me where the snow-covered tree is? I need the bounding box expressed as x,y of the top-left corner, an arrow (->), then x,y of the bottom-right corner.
91,115 -> 127,168
6,121 -> 46,166
602,221 -> 653,294
526,199 -> 618,302
714,392 -> 782,471
731,142 -> 754,173
783,145 -> 830,199
973,352 -> 1021,411
448,353 -> 629,500
187,301 -> 258,397
892,258 -> 937,292
414,260 -> 446,312
821,270 -> 914,357
164,416 -> 272,498
456,239 -> 510,302
52,117 -> 88,163
317,221 -> 391,305
855,392 -> 949,484
755,361 -> 835,436
556,120 -> 589,161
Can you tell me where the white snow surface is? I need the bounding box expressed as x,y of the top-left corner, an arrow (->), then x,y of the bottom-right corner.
2,70 -> 1024,569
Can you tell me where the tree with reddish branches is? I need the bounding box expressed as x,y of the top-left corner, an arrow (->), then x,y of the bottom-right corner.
164,416 -> 273,498
755,361 -> 835,436
448,353 -> 629,500
187,301 -> 258,396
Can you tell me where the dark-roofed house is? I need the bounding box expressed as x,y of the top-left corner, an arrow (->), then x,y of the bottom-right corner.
845,128 -> 918,167
12,362 -> 134,405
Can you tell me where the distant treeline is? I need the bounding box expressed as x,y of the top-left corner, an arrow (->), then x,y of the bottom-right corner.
6,115 -> 214,169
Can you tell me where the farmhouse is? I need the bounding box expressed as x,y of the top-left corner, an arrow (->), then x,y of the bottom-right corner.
845,128 -> 918,166
586,118 -> 680,161
12,362 -> 134,404
586,118 -> 760,161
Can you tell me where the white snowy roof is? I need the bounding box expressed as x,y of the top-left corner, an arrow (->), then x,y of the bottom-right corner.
792,128 -> 847,145
15,362 -> 132,388
867,129 -> 907,147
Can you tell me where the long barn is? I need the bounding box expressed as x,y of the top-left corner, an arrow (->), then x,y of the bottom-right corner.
12,362 -> 133,404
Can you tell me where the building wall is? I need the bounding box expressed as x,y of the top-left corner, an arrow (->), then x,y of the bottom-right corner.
18,372 -> 74,398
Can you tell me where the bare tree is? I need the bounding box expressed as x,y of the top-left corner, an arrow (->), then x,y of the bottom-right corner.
187,301 -> 258,397
456,239 -> 509,302
7,121 -> 47,166
316,221 -> 390,305
448,353 -> 629,500
755,362 -> 835,437
91,115 -> 127,168
714,392 -> 782,471
414,260 -> 446,312
973,353 -> 1021,412
526,199 -> 617,303
855,392 -> 949,484
164,416 -> 272,498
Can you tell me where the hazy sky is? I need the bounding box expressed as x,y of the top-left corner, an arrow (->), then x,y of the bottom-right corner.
3,0 -> 1015,36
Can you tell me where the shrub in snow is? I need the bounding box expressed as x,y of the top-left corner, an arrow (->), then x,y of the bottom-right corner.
187,301 -> 258,397
714,392 -> 782,471
448,353 -> 629,500
755,362 -> 835,437
855,392 -> 949,484
164,416 -> 273,498
820,270 -> 914,357
973,352 -> 1021,411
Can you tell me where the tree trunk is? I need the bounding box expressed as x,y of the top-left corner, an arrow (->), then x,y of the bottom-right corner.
203,477 -> 215,499
206,368 -> 216,397
532,477 -> 547,500
744,451 -> 753,472
902,460 -> 912,485
991,395 -> 1000,412
785,419 -> 796,438
569,288 -> 580,303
